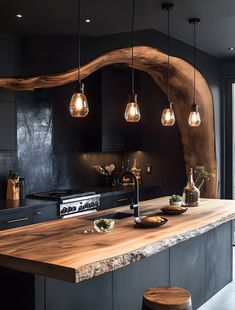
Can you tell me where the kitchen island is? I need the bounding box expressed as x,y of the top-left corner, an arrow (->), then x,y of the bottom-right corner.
0,197 -> 234,310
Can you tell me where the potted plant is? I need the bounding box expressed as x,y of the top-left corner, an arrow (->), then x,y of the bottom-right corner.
194,166 -> 215,190
169,194 -> 183,206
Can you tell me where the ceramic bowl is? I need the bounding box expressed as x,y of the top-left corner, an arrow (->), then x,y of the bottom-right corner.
94,218 -> 115,233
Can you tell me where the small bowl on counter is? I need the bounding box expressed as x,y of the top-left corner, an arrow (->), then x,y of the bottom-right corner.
94,218 -> 115,233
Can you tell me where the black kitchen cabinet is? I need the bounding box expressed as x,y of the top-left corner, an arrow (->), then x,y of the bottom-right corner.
99,185 -> 163,210
0,37 -> 17,151
0,100 -> 16,151
0,202 -> 58,230
0,267 -> 35,310
100,191 -> 134,210
33,203 -> 57,224
83,66 -> 141,152
0,208 -> 33,230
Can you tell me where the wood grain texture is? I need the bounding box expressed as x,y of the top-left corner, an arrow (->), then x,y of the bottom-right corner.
0,197 -> 234,283
0,46 -> 217,198
143,286 -> 192,310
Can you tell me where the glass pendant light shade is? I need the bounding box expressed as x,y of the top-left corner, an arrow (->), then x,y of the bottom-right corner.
188,102 -> 201,127
124,0 -> 141,123
125,93 -> 141,122
69,83 -> 89,117
161,101 -> 175,126
69,0 -> 89,118
161,3 -> 175,127
189,18 -> 201,127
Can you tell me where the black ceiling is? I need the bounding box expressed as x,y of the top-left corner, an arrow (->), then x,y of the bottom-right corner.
1,0 -> 235,59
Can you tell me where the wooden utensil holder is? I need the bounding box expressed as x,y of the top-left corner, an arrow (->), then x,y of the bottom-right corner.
6,178 -> 20,200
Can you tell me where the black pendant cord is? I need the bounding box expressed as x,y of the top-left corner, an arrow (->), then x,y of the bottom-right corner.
131,0 -> 135,95
193,22 -> 196,105
78,0 -> 81,85
167,7 -> 170,104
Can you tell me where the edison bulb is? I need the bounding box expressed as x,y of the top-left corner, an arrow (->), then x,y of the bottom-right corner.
188,111 -> 201,127
161,106 -> 175,126
69,83 -> 89,117
125,94 -> 141,122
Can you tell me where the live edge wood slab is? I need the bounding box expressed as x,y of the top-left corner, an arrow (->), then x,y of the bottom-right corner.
0,46 -> 217,198
0,197 -> 234,284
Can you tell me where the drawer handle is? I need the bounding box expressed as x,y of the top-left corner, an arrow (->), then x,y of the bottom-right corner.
34,211 -> 42,215
5,217 -> 29,224
117,198 -> 129,202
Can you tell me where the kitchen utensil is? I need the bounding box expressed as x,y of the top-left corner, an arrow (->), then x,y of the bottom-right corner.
134,216 -> 168,228
109,164 -> 115,173
99,165 -> 108,175
94,165 -> 106,175
105,165 -> 111,174
105,164 -> 115,175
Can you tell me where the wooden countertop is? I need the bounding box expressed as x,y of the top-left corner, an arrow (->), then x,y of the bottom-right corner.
0,197 -> 235,283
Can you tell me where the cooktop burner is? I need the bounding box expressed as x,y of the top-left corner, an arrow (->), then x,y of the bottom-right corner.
28,189 -> 96,201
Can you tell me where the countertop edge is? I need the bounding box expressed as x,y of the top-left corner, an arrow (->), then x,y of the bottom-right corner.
74,212 -> 235,283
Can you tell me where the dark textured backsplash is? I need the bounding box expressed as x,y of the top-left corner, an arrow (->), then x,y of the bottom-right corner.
17,90 -> 54,194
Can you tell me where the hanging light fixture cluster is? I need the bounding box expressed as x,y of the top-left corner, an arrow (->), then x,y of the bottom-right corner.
161,3 -> 201,127
188,18 -> 201,127
69,0 -> 89,118
69,1 -> 201,128
161,3 -> 175,127
124,0 -> 141,123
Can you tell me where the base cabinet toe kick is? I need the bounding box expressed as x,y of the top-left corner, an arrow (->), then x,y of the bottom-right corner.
33,221 -> 233,310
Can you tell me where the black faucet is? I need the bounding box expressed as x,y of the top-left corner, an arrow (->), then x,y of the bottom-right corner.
119,170 -> 140,217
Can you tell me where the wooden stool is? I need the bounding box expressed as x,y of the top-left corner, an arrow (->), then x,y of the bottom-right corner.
143,286 -> 192,310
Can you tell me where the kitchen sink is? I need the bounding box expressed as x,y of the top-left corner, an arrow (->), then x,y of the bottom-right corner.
86,212 -> 133,221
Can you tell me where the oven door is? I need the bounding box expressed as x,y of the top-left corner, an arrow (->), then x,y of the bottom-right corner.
59,208 -> 97,219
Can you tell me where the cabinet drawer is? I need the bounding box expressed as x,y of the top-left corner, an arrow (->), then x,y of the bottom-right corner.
100,195 -> 114,210
115,193 -> 133,207
0,209 -> 33,230
33,204 -> 57,224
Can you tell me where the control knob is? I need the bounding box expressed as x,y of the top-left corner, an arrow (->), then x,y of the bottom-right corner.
68,206 -> 73,212
61,207 -> 68,214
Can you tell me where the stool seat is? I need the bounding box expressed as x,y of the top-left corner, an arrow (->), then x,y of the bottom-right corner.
143,286 -> 192,310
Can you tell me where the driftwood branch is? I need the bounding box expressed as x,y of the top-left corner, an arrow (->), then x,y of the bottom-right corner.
0,46 -> 217,198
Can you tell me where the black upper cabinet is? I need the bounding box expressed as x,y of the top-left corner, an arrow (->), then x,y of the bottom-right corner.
0,101 -> 16,151
83,66 -> 141,152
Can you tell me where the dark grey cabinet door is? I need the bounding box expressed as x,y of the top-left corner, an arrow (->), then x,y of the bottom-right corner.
33,204 -> 57,224
0,208 -> 33,230
113,250 -> 169,310
170,235 -> 206,310
0,101 -> 16,150
45,273 -> 112,310
205,221 -> 233,300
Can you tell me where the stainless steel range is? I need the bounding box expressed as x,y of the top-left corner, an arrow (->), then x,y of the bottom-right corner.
28,190 -> 100,218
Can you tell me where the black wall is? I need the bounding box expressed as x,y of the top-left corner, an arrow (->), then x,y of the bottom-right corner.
0,34 -> 18,197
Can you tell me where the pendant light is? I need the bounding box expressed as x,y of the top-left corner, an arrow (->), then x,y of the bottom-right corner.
69,0 -> 89,118
161,3 -> 175,127
124,0 -> 141,123
188,18 -> 201,127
